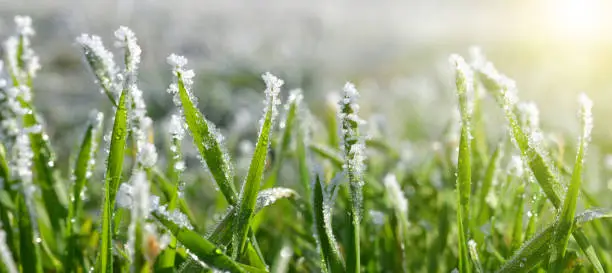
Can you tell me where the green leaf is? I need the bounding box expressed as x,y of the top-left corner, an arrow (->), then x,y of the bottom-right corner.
97,89 -> 130,273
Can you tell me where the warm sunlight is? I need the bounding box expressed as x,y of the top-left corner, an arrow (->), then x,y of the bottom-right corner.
548,0 -> 603,40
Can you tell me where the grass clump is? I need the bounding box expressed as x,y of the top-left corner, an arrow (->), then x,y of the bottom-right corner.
0,16 -> 611,273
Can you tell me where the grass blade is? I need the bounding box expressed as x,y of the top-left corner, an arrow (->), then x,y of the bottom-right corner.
472,51 -> 605,271
497,209 -> 612,273
13,134 -> 43,273
476,143 -> 502,224
312,173 -> 345,273
263,89 -> 302,189
152,211 -> 246,273
550,94 -> 593,269
338,82 -> 366,273
157,114 -> 185,271
97,89 -> 130,273
233,73 -> 283,256
450,54 -> 474,273
65,111 -> 103,273
167,54 -> 237,205
468,240 -> 483,273
309,143 -> 344,169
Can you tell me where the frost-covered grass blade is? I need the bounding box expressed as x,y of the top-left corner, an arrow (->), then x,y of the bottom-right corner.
233,72 -> 282,257
65,111 -> 103,273
97,89 -> 130,273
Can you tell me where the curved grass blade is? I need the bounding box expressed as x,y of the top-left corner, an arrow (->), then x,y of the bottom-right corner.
167,55 -> 237,205
468,240 -> 483,273
75,34 -> 119,107
263,89 -> 302,189
550,94 -> 593,269
309,143 -> 344,169
19,98 -> 67,232
497,209 -> 612,273
233,73 -> 283,257
97,89 -> 130,273
157,115 -> 185,271
312,173 -> 345,273
450,54 -> 473,273
210,187 -> 299,247
65,111 -> 103,273
150,168 -> 198,230
472,52 -> 604,271
152,211 -> 246,273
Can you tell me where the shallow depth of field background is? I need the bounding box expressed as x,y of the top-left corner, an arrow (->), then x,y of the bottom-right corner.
2,0 -> 612,192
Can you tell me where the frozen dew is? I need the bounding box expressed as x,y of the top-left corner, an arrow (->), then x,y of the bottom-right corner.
449,54 -> 475,120
114,26 -> 141,75
76,33 -> 120,98
255,187 -> 297,213
167,54 -> 188,68
154,204 -> 194,230
169,114 -> 185,140
23,124 -> 42,134
116,183 -> 134,209
383,174 -> 408,214
15,15 -> 34,37
338,81 -> 367,222
517,102 -> 540,131
259,72 -> 284,129
507,155 -> 524,177
578,93 -> 593,142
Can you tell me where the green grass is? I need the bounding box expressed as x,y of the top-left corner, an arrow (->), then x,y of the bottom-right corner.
0,16 -> 612,273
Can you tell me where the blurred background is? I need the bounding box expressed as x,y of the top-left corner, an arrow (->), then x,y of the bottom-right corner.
2,0 -> 612,183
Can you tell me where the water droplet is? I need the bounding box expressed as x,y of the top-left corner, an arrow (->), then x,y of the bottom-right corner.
214,248 -> 223,255
34,237 -> 42,243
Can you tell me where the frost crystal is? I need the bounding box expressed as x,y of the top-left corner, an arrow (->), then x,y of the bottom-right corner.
129,85 -> 157,169
255,188 -> 297,213
15,16 -> 34,36
114,26 -> 141,77
517,102 -> 540,131
338,82 -> 366,222
0,228 -> 18,273
166,54 -> 197,107
76,34 -> 120,98
383,174 -> 408,214
449,54 -> 475,120
169,114 -> 185,140
578,93 -> 593,142
260,72 -> 284,128
507,155 -> 524,177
